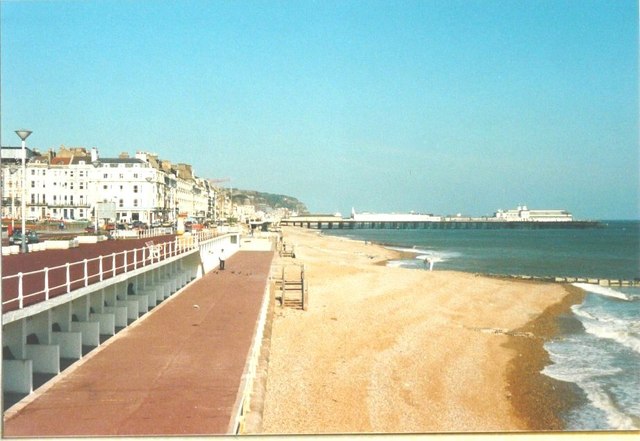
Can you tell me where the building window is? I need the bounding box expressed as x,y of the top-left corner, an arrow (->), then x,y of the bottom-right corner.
133,199 -> 138,207
133,173 -> 138,178
103,185 -> 108,190
31,181 -> 35,188
133,185 -> 138,193
119,199 -> 124,208
103,173 -> 108,179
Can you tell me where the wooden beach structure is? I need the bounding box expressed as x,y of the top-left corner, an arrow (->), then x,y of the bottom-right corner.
272,264 -> 308,310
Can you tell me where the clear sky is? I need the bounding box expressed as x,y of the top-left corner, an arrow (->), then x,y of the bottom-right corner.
1,0 -> 638,219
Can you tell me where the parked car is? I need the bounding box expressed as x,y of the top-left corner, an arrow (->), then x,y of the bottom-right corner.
131,220 -> 148,230
9,229 -> 39,245
85,225 -> 96,234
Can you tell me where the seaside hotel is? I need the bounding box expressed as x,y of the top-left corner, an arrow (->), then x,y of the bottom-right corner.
0,145 -> 231,226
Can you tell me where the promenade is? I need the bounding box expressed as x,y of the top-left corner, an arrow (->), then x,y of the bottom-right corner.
3,249 -> 274,436
1,234 -> 177,312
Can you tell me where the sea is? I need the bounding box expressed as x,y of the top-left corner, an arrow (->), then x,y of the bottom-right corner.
322,220 -> 640,431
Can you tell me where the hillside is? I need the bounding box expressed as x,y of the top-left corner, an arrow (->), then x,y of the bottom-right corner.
231,190 -> 308,214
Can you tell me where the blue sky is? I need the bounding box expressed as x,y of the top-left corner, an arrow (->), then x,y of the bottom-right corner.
1,0 -> 637,219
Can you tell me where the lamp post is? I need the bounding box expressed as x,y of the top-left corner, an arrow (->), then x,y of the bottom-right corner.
15,130 -> 32,254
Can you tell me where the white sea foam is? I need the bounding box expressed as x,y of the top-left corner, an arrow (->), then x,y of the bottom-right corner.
573,283 -> 632,301
572,304 -> 640,354
580,383 -> 638,430
544,342 -> 637,430
386,246 -> 461,264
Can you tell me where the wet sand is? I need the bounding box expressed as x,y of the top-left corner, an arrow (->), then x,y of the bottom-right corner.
255,227 -> 583,434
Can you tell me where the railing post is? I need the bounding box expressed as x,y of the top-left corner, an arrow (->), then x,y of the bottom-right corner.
112,253 -> 116,277
66,263 -> 71,293
83,259 -> 89,287
18,272 -> 24,309
44,267 -> 50,301
99,255 -> 104,281
124,250 -> 128,273
134,247 -> 138,269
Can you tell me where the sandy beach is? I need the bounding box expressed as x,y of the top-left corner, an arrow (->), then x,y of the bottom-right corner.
252,226 -> 584,434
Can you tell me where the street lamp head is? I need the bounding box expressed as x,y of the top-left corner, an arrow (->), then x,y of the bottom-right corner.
15,130 -> 32,141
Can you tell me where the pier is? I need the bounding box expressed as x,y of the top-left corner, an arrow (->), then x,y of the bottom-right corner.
280,216 -> 601,230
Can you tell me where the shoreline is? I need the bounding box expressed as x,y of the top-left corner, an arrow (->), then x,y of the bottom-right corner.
257,226 -> 585,433
504,284 -> 586,430
330,231 -> 589,430
378,246 -> 590,431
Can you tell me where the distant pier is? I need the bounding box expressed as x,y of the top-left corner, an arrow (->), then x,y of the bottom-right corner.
280,216 -> 601,230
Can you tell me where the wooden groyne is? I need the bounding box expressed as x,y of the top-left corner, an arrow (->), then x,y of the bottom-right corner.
485,273 -> 640,287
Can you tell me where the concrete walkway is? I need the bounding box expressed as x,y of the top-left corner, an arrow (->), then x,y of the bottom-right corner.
3,250 -> 274,437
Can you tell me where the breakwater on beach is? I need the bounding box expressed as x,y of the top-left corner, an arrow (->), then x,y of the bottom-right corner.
484,273 -> 639,287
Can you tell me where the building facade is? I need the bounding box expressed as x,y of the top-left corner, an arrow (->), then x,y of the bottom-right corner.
494,205 -> 573,222
1,146 -> 226,225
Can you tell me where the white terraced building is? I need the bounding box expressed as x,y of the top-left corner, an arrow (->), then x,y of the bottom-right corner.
494,205 -> 573,222
0,146 -> 222,225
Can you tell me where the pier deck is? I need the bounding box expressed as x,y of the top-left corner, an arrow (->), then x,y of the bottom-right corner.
280,218 -> 601,230
3,250 -> 274,437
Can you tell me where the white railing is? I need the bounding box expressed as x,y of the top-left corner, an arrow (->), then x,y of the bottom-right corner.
1,231 -> 219,313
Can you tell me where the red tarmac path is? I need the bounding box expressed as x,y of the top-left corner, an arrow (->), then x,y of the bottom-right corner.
3,250 -> 274,436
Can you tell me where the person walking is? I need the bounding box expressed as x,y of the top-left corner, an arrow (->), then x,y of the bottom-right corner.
219,248 -> 226,270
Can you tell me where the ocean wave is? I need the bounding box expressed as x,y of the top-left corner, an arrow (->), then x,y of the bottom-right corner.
386,245 -> 460,258
386,246 -> 461,266
572,283 -> 632,301
544,341 -> 637,430
386,259 -> 424,269
572,304 -> 640,354
580,383 -> 638,430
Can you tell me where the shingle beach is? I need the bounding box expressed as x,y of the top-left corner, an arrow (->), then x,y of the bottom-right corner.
253,226 -> 583,434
